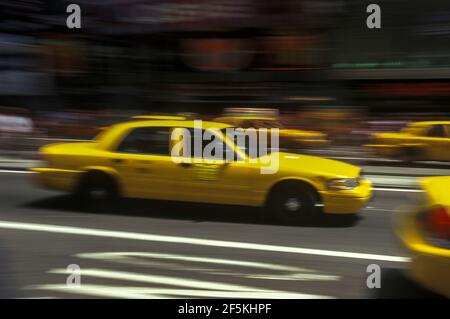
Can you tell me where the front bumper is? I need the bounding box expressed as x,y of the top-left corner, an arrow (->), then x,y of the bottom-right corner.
395,207 -> 450,298
320,179 -> 372,214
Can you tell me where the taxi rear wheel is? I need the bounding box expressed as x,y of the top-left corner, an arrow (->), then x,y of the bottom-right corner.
77,172 -> 119,206
267,182 -> 319,224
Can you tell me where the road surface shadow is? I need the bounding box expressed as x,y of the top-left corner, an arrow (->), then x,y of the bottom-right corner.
365,268 -> 445,299
23,195 -> 361,228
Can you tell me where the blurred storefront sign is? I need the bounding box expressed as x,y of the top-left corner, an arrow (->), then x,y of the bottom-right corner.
40,35 -> 87,77
87,0 -> 264,33
260,35 -> 326,69
180,38 -> 255,72
124,0 -> 255,24
362,82 -> 450,97
332,68 -> 450,80
0,34 -> 54,96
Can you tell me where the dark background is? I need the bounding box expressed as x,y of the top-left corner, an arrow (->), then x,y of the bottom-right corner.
1,0 -> 450,115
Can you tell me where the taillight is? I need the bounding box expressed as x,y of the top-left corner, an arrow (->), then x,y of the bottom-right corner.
424,205 -> 450,244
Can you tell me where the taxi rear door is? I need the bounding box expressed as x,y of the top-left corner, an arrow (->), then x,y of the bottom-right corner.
170,127 -> 255,206
109,126 -> 180,200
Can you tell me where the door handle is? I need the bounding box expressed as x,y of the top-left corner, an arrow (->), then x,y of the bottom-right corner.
179,162 -> 192,168
111,158 -> 126,164
136,167 -> 151,173
135,160 -> 153,164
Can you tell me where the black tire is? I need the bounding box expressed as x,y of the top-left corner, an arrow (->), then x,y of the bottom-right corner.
266,182 -> 320,224
77,171 -> 119,208
398,146 -> 422,162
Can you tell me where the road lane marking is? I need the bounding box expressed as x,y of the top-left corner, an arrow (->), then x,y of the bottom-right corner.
75,252 -> 340,281
50,268 -> 262,292
41,268 -> 331,298
0,220 -> 410,262
29,284 -> 329,299
0,170 -> 34,174
29,252 -> 337,298
20,296 -> 56,299
363,207 -> 395,212
373,187 -> 424,193
77,252 -> 315,272
28,284 -> 162,299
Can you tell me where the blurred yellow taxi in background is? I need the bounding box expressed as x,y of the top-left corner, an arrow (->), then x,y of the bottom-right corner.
395,176 -> 450,297
365,121 -> 450,161
31,120 -> 370,223
213,116 -> 329,149
130,115 -> 188,121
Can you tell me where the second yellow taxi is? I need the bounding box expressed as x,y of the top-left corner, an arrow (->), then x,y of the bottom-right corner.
365,121 -> 450,161
395,176 -> 450,297
213,116 -> 329,149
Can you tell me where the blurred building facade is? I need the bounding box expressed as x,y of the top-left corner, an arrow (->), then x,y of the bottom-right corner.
1,0 -> 450,116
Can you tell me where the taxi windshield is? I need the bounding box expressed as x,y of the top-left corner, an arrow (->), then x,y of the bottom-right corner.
221,128 -> 274,159
400,124 -> 424,135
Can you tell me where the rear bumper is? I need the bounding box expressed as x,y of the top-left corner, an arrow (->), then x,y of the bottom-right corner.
395,208 -> 450,298
30,167 -> 81,192
320,180 -> 372,214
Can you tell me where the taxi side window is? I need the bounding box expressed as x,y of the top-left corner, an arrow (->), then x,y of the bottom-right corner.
117,127 -> 170,155
184,128 -> 238,161
427,125 -> 445,138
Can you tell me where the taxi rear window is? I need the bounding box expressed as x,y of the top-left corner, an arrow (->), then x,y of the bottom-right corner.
117,127 -> 170,155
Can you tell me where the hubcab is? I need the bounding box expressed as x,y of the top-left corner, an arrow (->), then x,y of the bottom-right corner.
284,197 -> 301,212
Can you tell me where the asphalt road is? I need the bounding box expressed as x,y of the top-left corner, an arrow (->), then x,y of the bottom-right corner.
0,172 -> 444,299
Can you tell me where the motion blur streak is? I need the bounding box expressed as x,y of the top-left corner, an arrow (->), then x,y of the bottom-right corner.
0,220 -> 410,262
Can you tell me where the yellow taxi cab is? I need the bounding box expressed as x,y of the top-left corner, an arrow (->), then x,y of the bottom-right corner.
365,121 -> 450,161
31,120 -> 371,223
394,176 -> 450,297
213,116 -> 329,149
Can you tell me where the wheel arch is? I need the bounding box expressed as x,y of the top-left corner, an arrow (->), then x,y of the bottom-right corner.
264,177 -> 322,207
76,166 -> 122,195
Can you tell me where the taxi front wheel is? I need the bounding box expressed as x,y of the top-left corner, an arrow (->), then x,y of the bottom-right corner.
267,183 -> 320,224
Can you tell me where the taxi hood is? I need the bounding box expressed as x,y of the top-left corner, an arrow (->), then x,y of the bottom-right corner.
259,152 -> 361,178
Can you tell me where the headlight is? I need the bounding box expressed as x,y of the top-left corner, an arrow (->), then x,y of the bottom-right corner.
327,178 -> 359,190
